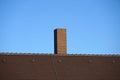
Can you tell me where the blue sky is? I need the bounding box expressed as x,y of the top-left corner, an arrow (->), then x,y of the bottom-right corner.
0,0 -> 120,54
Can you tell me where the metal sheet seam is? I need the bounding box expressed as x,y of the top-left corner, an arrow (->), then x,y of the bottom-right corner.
50,55 -> 58,80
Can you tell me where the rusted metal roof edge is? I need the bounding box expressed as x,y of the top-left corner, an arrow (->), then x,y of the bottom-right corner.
0,52 -> 120,56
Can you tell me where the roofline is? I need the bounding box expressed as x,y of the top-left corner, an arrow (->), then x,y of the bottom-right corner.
0,52 -> 120,56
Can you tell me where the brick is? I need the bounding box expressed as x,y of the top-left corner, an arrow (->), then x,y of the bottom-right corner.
54,28 -> 67,54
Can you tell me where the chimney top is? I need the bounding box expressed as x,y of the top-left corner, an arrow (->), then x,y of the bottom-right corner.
54,28 -> 66,30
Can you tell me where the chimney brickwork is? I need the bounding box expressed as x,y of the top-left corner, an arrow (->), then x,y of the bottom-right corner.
54,28 -> 67,54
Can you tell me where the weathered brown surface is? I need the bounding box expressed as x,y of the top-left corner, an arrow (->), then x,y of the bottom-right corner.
0,54 -> 120,80
0,55 -> 55,80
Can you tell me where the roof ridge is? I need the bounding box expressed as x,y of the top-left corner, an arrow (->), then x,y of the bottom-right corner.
0,52 -> 120,56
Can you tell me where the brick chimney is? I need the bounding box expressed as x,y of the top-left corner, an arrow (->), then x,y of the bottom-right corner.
54,28 -> 67,54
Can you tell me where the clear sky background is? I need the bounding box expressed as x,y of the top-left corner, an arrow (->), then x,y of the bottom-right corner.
0,0 -> 120,54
